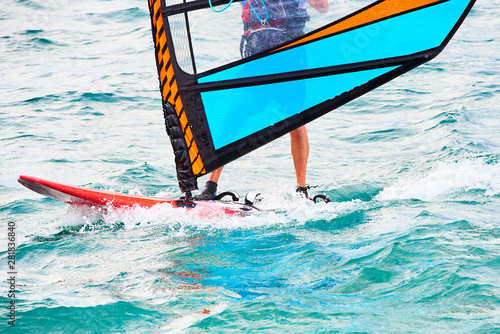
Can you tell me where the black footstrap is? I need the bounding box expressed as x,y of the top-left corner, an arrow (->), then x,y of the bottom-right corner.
215,191 -> 240,202
312,194 -> 331,203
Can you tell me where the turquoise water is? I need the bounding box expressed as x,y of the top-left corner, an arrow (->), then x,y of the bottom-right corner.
1,0 -> 500,332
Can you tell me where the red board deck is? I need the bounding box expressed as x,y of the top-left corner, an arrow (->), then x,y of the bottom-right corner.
18,175 -> 260,217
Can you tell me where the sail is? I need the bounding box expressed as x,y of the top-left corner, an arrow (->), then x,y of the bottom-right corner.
147,0 -> 476,192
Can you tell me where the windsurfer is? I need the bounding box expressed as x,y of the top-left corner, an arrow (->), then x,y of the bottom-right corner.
195,0 -> 329,200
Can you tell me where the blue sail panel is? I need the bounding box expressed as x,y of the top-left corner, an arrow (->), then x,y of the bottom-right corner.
202,66 -> 398,150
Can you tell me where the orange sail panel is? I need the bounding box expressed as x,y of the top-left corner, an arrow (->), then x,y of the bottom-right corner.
277,0 -> 449,51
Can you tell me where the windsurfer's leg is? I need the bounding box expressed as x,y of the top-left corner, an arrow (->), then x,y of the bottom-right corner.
290,126 -> 309,188
208,166 -> 224,183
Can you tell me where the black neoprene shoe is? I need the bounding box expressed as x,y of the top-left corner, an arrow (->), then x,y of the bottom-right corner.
296,186 -> 309,199
193,181 -> 218,200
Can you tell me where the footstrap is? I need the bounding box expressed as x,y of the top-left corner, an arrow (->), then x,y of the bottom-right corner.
215,191 -> 240,202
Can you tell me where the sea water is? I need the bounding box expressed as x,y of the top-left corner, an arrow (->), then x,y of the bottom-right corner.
1,0 -> 499,332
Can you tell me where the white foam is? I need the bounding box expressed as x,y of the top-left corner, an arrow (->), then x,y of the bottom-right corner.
376,159 -> 500,201
57,187 -> 376,235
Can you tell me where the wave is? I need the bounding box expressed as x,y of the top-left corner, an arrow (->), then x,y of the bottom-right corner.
377,159 -> 500,201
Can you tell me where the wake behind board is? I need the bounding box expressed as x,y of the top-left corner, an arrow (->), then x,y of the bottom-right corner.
18,175 -> 260,217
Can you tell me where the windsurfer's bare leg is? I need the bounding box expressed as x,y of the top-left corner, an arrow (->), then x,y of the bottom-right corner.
208,166 -> 224,183
290,125 -> 309,189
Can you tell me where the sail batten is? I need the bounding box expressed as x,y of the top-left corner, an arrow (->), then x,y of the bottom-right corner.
181,48 -> 440,93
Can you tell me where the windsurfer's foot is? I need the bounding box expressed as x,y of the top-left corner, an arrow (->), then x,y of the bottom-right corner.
193,181 -> 218,200
295,186 -> 309,200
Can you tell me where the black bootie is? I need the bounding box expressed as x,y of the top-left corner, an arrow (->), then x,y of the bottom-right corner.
193,181 -> 218,200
